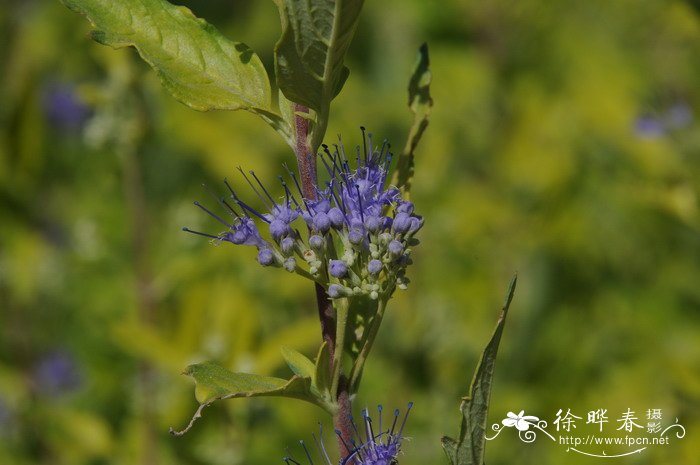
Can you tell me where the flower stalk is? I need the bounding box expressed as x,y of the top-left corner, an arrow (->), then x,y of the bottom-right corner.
292,104 -> 353,456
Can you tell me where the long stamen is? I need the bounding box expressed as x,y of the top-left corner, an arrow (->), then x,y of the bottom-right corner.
354,185 -> 365,223
363,409 -> 375,446
389,408 -> 400,437
318,150 -> 336,179
349,415 -> 364,446
379,139 -> 388,163
328,180 -> 347,214
202,184 -> 237,220
194,201 -> 232,228
284,164 -> 310,211
251,170 -> 278,205
335,429 -> 353,455
220,198 -> 242,219
397,402 -> 414,438
238,167 -> 273,209
361,126 -> 368,163
223,177 -> 269,222
314,424 -> 332,465
377,405 -> 383,443
300,441 -> 314,465
279,176 -> 301,209
182,227 -> 219,239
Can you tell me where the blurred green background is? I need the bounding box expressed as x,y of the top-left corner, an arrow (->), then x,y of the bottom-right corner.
1,1 -> 699,464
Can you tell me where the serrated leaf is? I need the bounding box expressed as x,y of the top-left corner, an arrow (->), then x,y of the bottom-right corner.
313,341 -> 331,398
393,43 -> 433,197
442,274 -> 517,465
170,361 -> 323,435
61,0 -> 275,115
273,0 -> 363,112
186,362 -> 312,405
281,346 -> 316,379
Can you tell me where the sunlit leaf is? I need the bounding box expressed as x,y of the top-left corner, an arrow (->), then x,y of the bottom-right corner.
442,274 -> 517,465
60,0 -> 281,120
170,361 -> 322,435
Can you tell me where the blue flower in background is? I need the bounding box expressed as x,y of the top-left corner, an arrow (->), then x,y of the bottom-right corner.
43,82 -> 90,131
32,350 -> 82,395
634,102 -> 693,138
285,403 -> 412,465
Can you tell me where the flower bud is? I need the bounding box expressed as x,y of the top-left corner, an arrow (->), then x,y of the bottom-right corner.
257,248 -> 274,266
284,257 -> 296,272
392,213 -> 412,234
348,228 -> 365,245
270,219 -> 290,240
328,208 -> 345,228
368,259 -> 383,276
364,215 -> 383,233
329,260 -> 348,278
313,212 -> 331,233
388,240 -> 404,256
328,284 -> 351,299
280,236 -> 295,255
309,234 -> 324,250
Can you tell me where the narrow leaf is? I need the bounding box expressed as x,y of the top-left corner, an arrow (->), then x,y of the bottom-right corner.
393,43 -> 433,197
61,0 -> 275,114
442,274 -> 517,465
281,346 -> 316,379
170,362 -> 318,436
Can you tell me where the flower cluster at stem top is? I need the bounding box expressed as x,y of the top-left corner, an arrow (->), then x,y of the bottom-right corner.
185,130 -> 423,301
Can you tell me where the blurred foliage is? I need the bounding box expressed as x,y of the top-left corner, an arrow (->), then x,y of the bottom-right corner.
1,1 -> 700,464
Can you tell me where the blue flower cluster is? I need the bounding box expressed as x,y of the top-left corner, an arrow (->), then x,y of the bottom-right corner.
185,130 -> 422,300
284,403 -> 412,465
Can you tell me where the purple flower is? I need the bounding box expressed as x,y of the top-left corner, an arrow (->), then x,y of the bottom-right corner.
43,82 -> 90,130
284,403 -> 413,465
367,259 -> 383,276
32,350 -> 81,395
258,247 -> 275,266
329,260 -> 348,278
184,129 -> 423,298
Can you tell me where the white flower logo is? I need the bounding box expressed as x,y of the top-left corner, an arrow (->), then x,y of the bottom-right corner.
502,411 -> 539,431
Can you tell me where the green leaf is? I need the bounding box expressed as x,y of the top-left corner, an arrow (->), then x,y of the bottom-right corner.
281,346 -> 316,378
61,0 -> 279,116
273,0 -> 364,149
442,274 -> 517,465
393,43 -> 433,197
313,341 -> 332,399
441,436 -> 458,465
170,362 -> 322,436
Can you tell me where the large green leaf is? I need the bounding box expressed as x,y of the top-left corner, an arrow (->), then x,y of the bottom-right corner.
273,0 -> 364,149
442,274 -> 517,465
61,0 -> 275,115
393,43 -> 433,197
170,362 -> 322,435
